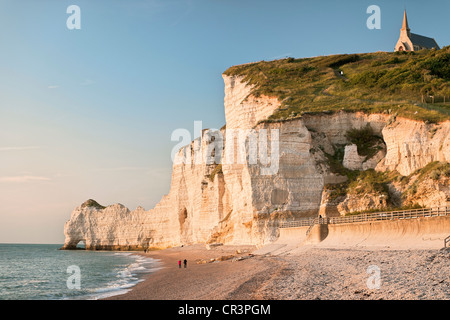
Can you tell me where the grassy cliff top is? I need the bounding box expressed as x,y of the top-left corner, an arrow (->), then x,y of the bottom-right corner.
223,47 -> 450,123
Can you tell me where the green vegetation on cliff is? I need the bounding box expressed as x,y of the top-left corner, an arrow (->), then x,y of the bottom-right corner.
209,163 -> 223,182
345,124 -> 384,159
324,168 -> 399,202
223,47 -> 450,123
324,161 -> 450,213
81,199 -> 106,209
399,161 -> 450,197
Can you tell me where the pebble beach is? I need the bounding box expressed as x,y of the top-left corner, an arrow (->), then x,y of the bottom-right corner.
104,244 -> 449,300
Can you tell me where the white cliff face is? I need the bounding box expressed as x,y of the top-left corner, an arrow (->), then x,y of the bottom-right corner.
223,75 -> 280,130
220,120 -> 326,245
301,112 -> 388,145
63,203 -> 161,250
63,75 -> 450,250
64,134 -> 229,250
376,119 -> 450,176
302,111 -> 449,176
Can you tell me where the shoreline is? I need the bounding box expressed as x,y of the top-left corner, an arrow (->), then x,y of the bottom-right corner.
103,244 -> 268,300
89,251 -> 164,300
103,244 -> 449,300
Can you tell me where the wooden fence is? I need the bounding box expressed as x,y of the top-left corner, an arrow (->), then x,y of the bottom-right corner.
279,207 -> 450,229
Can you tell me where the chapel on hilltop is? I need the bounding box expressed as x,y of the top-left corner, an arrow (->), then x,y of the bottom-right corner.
394,10 -> 440,52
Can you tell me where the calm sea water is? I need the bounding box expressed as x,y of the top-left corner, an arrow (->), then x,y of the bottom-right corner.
0,244 -> 161,300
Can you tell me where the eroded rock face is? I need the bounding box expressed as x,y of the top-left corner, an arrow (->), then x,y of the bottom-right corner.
223,75 -> 280,130
337,194 -> 389,215
62,75 -> 450,250
343,144 -> 386,171
343,144 -> 367,170
376,119 -> 450,176
390,174 -> 450,209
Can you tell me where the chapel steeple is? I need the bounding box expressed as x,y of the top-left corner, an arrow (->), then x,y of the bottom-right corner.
401,10 -> 410,36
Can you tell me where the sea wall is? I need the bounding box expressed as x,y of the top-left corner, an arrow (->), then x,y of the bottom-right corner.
319,215 -> 450,249
263,216 -> 450,251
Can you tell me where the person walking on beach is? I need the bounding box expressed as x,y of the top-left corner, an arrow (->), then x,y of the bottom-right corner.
183,259 -> 187,268
178,260 -> 181,269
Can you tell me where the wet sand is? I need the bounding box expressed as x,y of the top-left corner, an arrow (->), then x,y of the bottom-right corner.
105,244 -> 449,300
104,244 -> 270,300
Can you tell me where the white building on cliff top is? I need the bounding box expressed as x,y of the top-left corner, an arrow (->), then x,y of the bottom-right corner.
394,10 -> 440,52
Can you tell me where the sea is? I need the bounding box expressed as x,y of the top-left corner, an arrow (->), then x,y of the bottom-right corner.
0,243 -> 161,300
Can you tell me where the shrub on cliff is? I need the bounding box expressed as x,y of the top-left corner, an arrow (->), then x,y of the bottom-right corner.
81,199 -> 106,209
209,163 -> 223,182
347,169 -> 392,196
345,124 -> 384,159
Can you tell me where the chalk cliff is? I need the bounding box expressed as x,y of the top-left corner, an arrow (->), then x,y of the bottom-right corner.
62,74 -> 450,250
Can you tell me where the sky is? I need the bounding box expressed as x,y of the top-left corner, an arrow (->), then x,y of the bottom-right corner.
0,0 -> 449,244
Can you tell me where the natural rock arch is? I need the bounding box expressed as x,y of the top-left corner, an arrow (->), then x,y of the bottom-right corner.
76,240 -> 86,249
63,239 -> 86,250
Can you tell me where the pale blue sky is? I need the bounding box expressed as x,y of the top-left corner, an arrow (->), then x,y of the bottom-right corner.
0,0 -> 448,243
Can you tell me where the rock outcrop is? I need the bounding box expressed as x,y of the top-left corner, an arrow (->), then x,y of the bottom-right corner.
343,144 -> 386,171
62,73 -> 450,250
376,119 -> 450,176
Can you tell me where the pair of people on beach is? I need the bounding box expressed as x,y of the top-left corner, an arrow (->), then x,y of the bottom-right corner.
178,259 -> 187,268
